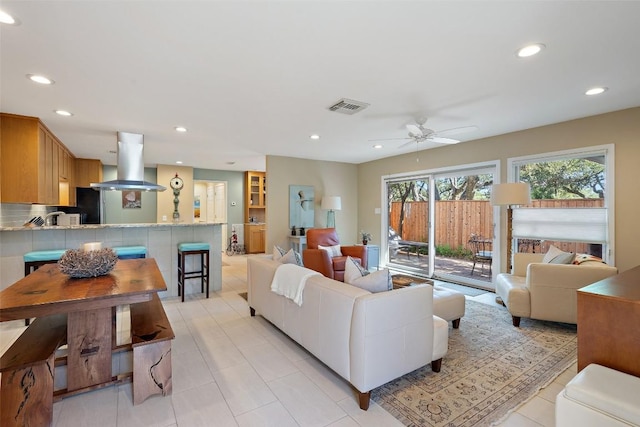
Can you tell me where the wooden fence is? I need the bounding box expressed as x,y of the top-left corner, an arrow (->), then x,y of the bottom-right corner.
390,199 -> 604,253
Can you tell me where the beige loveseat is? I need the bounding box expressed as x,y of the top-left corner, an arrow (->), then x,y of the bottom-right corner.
496,253 -> 617,326
247,256 -> 449,410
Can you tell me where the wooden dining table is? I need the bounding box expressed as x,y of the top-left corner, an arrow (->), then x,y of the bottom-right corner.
0,258 -> 167,394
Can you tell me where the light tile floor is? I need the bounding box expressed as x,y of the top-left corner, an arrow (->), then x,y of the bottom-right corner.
0,254 -> 576,426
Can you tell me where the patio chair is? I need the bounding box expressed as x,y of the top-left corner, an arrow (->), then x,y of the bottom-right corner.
469,235 -> 492,275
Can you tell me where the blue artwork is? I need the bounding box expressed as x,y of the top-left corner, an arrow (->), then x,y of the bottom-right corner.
289,185 -> 314,228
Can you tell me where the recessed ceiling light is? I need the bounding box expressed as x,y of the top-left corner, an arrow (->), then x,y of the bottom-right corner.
176,161 -> 183,164
226,161 -> 236,165
0,9 -> 16,24
585,87 -> 608,96
516,43 -> 545,58
373,144 -> 383,149
310,134 -> 320,140
55,110 -> 73,116
27,74 -> 54,85
175,126 -> 187,132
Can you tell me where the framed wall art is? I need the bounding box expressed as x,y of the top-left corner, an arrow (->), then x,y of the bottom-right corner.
289,185 -> 314,229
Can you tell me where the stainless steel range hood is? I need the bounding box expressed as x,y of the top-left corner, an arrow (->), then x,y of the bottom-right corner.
90,132 -> 166,191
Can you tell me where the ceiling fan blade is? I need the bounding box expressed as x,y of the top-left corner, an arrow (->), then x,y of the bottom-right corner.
429,136 -> 460,144
436,125 -> 478,137
369,137 -> 411,142
398,139 -> 418,149
405,124 -> 423,136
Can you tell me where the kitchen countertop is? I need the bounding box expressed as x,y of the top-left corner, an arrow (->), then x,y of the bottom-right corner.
0,222 -> 226,231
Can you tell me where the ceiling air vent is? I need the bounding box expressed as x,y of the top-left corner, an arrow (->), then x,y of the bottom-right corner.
328,98 -> 370,115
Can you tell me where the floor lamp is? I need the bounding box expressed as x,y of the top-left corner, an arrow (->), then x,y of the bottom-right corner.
321,196 -> 341,228
491,183 -> 531,273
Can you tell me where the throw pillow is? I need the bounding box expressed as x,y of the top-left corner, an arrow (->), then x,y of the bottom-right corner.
279,248 -> 304,266
350,269 -> 393,293
345,256 -> 391,293
344,256 -> 369,284
318,244 -> 342,257
542,244 -> 575,264
573,253 -> 606,265
272,245 -> 287,261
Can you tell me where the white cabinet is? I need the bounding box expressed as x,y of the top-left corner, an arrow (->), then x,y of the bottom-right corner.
363,244 -> 379,271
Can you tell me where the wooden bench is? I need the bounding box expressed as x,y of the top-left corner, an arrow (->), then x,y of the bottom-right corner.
130,293 -> 174,405
1,314 -> 67,427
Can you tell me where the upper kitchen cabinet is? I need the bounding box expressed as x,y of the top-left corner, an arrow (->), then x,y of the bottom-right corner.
245,171 -> 266,222
1,113 -> 76,205
75,158 -> 103,187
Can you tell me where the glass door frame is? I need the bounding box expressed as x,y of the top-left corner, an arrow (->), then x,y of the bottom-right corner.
430,164 -> 498,288
381,160 -> 500,287
382,172 -> 435,278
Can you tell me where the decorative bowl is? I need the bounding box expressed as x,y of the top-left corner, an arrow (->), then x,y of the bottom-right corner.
58,248 -> 118,278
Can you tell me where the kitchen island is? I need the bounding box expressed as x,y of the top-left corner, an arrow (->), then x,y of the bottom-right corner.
0,222 -> 223,297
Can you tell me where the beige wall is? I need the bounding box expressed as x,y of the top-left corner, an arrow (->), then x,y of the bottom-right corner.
265,156 -> 359,251
157,165 -> 194,224
357,107 -> 640,273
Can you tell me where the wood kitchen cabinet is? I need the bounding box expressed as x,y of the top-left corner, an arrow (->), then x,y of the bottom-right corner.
244,223 -> 266,254
75,158 -> 103,187
245,171 -> 266,220
1,113 -> 75,205
244,171 -> 267,253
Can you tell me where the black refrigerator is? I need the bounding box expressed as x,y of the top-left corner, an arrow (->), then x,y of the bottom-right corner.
76,187 -> 101,224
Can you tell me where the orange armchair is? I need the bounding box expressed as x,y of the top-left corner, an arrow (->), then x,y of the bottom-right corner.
303,228 -> 367,281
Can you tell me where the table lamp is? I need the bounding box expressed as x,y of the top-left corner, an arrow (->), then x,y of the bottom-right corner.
321,196 -> 341,228
491,182 -> 531,273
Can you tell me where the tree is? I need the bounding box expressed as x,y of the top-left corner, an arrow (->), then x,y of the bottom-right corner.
435,175 -> 493,201
388,181 -> 419,237
519,158 -> 605,199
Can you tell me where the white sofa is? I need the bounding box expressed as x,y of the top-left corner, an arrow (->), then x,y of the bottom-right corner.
496,253 -> 618,326
556,364 -> 640,426
247,256 -> 449,410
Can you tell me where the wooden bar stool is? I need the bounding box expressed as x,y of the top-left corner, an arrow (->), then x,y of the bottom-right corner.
177,243 -> 210,302
23,249 -> 67,325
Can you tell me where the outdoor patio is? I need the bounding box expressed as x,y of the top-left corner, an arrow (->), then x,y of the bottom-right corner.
388,250 -> 493,283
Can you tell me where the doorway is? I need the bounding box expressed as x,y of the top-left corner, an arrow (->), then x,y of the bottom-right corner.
194,180 -> 228,248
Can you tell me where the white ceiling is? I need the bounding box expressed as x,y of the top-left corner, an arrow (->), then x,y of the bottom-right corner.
1,1 -> 639,172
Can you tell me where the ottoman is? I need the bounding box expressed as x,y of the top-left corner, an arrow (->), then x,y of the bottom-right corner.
433,286 -> 466,329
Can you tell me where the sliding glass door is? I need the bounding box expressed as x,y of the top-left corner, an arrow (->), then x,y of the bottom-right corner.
386,176 -> 431,276
383,162 -> 497,288
432,168 -> 494,287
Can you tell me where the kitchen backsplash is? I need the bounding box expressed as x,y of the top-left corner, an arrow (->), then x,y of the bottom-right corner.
0,203 -> 57,227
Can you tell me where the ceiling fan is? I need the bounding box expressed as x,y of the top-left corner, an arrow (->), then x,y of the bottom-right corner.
395,118 -> 478,149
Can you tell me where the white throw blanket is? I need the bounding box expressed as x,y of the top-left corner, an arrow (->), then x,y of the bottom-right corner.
270,263 -> 322,306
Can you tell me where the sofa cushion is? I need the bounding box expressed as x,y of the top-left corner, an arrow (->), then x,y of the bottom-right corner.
279,249 -> 303,266
319,244 -> 342,257
542,244 -> 574,264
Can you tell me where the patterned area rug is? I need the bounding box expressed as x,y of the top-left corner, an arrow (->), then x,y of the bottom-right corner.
372,300 -> 577,427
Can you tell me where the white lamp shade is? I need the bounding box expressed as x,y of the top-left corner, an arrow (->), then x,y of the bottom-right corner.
321,196 -> 342,211
491,183 -> 531,206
